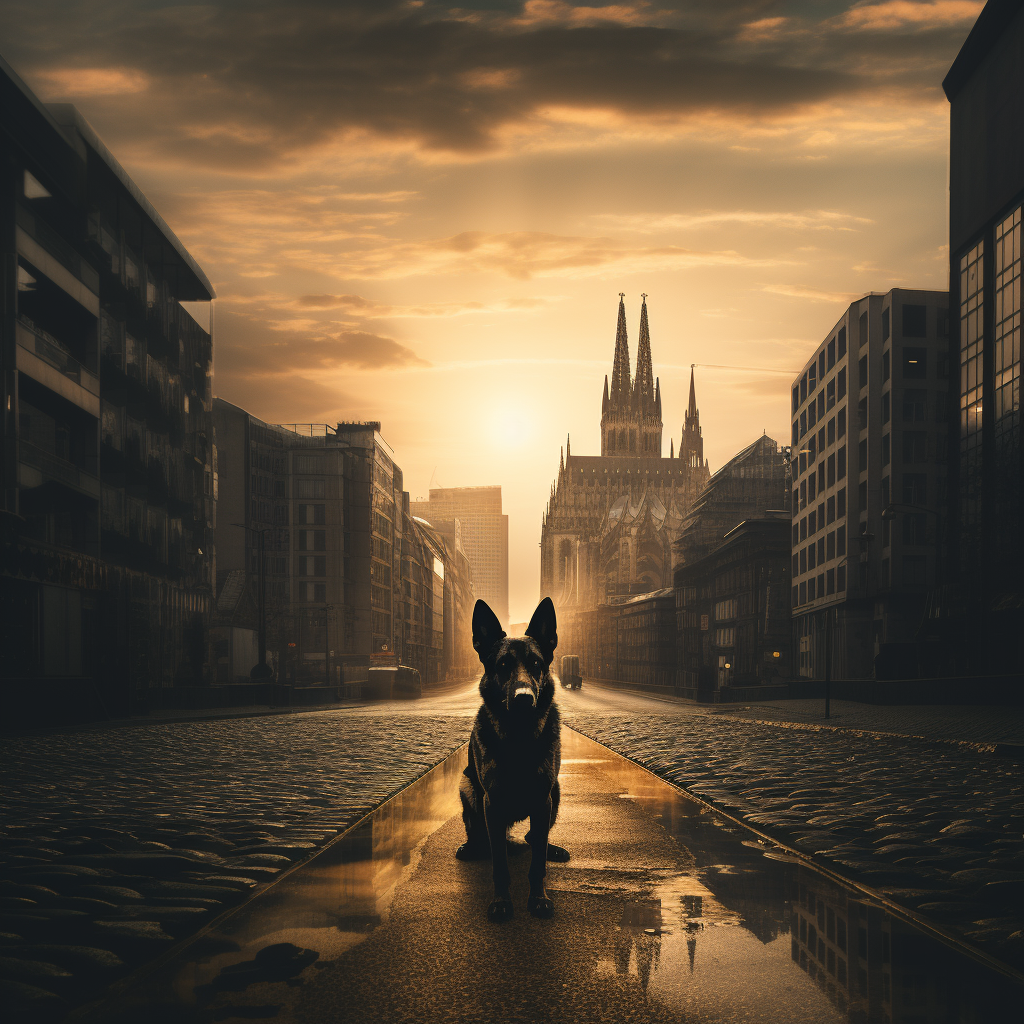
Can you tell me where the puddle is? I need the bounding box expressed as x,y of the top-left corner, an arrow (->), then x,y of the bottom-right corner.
80,730 -> 1020,1023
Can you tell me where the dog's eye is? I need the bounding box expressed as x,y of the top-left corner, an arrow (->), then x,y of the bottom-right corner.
529,656 -> 543,676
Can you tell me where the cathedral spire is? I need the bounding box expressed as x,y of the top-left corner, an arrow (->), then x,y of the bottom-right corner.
610,293 -> 630,402
633,293 -> 654,409
602,374 -> 609,413
566,433 -> 571,458
669,437 -> 674,459
688,364 -> 697,418
654,376 -> 662,417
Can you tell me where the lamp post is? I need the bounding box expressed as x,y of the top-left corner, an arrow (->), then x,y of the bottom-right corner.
231,522 -> 275,681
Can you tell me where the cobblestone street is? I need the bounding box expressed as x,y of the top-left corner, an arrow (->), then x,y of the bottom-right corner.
2,678 -> 1023,1019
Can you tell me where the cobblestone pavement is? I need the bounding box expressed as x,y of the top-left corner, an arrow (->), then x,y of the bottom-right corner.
0,702 -> 476,1018
558,695 -> 1024,972
3,677 -> 1023,1020
708,698 -> 1024,748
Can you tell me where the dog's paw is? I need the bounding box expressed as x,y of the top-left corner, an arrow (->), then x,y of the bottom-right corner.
527,894 -> 555,919
487,897 -> 514,923
547,844 -> 570,863
455,843 -> 489,861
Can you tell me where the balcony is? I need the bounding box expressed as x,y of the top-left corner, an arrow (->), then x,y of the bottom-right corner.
16,206 -> 100,314
19,440 -> 101,500
16,318 -> 100,416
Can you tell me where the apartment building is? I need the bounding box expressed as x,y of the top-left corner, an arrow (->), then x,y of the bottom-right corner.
1,56 -> 215,710
790,289 -> 949,679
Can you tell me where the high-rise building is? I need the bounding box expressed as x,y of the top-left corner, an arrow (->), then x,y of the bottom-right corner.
410,485 -> 508,627
943,0 -> 1023,673
540,294 -> 710,610
790,289 -> 950,680
1,56 -> 215,712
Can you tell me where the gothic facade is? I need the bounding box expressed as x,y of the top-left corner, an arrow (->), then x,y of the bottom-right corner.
540,295 -> 710,608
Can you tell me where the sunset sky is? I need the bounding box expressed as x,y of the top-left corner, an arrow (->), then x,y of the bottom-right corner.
3,1 -> 978,621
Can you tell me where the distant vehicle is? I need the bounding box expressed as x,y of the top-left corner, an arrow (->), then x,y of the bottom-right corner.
367,665 -> 422,700
559,655 -> 582,690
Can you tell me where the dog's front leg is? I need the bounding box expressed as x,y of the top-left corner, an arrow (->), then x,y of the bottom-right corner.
483,793 -> 513,922
527,792 -> 554,918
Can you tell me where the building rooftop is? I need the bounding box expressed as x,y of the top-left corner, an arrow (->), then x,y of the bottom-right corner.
942,0 -> 1022,101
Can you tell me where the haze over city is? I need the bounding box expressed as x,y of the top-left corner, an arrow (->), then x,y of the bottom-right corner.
1,0 -> 977,621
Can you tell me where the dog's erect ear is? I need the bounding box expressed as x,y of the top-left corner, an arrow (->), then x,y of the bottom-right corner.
472,600 -> 506,663
525,598 -> 557,662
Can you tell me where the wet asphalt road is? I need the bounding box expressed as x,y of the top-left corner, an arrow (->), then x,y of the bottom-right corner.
1,678 -> 1022,1019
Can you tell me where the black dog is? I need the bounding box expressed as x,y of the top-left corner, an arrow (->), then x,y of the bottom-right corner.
456,597 -> 569,922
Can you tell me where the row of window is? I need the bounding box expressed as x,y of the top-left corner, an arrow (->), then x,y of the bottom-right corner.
793,327 -> 848,412
794,526 -> 847,578
794,565 -> 847,607
796,371 -> 847,438
793,407 -> 847,473
794,487 -> 847,544
794,448 -> 847,510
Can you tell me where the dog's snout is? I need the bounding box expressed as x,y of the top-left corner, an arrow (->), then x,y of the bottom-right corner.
509,665 -> 537,707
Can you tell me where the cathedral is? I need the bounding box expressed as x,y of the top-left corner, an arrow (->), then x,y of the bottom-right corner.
540,294 -> 710,608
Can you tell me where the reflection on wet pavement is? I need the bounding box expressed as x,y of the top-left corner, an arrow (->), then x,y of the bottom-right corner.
82,730 -> 1020,1023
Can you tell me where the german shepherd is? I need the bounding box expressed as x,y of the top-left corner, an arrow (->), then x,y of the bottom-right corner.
456,597 -> 569,922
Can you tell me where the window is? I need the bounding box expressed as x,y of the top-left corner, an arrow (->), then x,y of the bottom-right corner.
817,537 -> 825,565
298,504 -> 326,525
808,474 -> 816,502
903,389 -> 926,421
903,431 -> 927,463
809,402 -> 817,429
859,311 -> 868,347
792,553 -> 799,575
807,543 -> 816,571
903,513 -> 928,546
300,555 -> 327,576
837,564 -> 846,591
792,420 -> 799,446
858,439 -> 867,472
818,392 -> 825,419
800,410 -> 807,436
903,347 -> 927,379
938,307 -> 949,336
792,524 -> 800,544
881,391 -> 890,424
826,496 -> 835,523
296,479 -> 326,499
808,509 -> 816,535
837,446 -> 846,479
826,568 -> 835,595
300,581 -> 327,602
826,531 -> 835,560
881,434 -> 890,467
799,451 -> 807,475
882,350 -> 890,382
838,326 -> 847,358
857,397 -> 867,431
792,386 -> 800,412
714,627 -> 735,647
837,368 -> 846,400
827,417 -> 835,446
809,362 -> 817,392
299,529 -> 326,551
294,455 -> 324,474
800,516 -> 808,540
881,476 -> 890,507
903,304 -> 927,338
859,356 -> 868,389
859,480 -> 867,511
818,461 -> 825,494
818,350 -> 826,381
800,374 -> 807,403
827,454 -> 835,487
800,547 -> 807,573
808,435 -> 817,462
799,581 -> 807,604
807,577 -> 816,601
837,487 -> 846,516
838,407 -> 846,438
714,599 -> 737,621
826,378 -> 835,410
827,338 -> 836,369
837,524 -> 846,555
882,307 -> 890,341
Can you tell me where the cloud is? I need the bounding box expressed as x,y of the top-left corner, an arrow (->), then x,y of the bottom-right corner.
290,229 -> 782,280
836,1 -> 983,32
592,209 -> 874,233
763,283 -> 860,303
2,1 -> 886,169
290,293 -> 553,317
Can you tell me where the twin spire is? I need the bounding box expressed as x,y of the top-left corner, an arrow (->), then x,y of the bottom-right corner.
604,293 -> 660,416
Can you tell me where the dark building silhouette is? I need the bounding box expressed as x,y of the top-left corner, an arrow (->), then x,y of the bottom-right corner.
212,401 -> 474,687
675,514 -> 792,693
1,56 -> 215,713
790,290 -> 949,681
943,0 -> 1023,674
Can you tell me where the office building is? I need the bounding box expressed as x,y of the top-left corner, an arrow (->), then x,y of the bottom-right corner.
411,484 -> 508,626
1,56 -> 215,711
790,289 -> 949,680
943,0 -> 1023,673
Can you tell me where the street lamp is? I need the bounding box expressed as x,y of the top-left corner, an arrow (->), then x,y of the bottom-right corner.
231,523 -> 275,681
